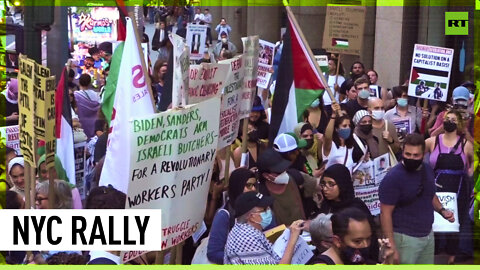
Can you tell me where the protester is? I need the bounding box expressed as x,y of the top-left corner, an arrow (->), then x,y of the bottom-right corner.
152,21 -> 170,62
343,78 -> 370,120
323,57 -> 345,115
8,157 -> 25,198
203,8 -> 213,44
294,122 -> 322,177
308,213 -> 333,261
368,98 -> 401,158
74,74 -> 101,138
35,180 -> 73,209
366,69 -> 392,109
213,32 -> 237,59
340,61 -> 367,100
379,133 -> 455,264
273,132 -> 308,172
215,18 -> 232,40
317,207 -> 387,265
341,80 -> 356,104
6,190 -> 24,209
224,191 -> 304,264
315,164 -> 378,260
5,147 -> 17,189
249,96 -> 270,140
322,103 -> 355,172
3,78 -> 19,126
233,120 -> 267,169
207,168 -> 260,264
385,85 -> 423,136
425,109 -> 474,264
152,60 -> 168,106
352,110 -> 379,163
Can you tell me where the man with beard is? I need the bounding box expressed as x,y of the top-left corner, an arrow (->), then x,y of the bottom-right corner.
317,207 -> 381,264
379,133 -> 455,264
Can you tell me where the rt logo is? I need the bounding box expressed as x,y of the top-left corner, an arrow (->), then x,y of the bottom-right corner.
445,12 -> 468,35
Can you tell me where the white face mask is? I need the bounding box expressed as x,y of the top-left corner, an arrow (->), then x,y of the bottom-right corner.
221,38 -> 227,43
371,110 -> 385,120
273,172 -> 289,185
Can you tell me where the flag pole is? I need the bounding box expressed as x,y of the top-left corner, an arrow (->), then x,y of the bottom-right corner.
129,12 -> 157,112
284,5 -> 337,107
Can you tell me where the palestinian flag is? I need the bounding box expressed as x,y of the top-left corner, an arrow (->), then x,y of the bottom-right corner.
269,11 -> 326,143
54,67 -> 76,185
410,67 -> 447,88
332,38 -> 349,48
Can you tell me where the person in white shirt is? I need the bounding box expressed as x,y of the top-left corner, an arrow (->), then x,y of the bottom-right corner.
193,7 -> 205,24
203,8 -> 213,44
324,58 -> 345,116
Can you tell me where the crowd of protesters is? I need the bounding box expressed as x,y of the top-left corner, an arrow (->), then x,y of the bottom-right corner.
0,4 -> 477,266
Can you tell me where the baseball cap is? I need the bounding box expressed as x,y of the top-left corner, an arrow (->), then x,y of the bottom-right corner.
273,133 -> 307,153
257,148 -> 291,174
234,191 -> 274,217
452,86 -> 470,101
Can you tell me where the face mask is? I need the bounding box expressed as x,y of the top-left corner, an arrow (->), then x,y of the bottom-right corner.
338,127 -> 351,139
397,98 -> 408,107
310,99 -> 320,108
443,121 -> 457,133
305,138 -> 314,149
339,244 -> 370,265
273,171 -> 289,185
259,209 -> 273,229
403,157 -> 423,172
248,130 -> 259,142
371,110 -> 385,120
359,124 -> 372,134
358,90 -> 370,99
221,38 -> 227,43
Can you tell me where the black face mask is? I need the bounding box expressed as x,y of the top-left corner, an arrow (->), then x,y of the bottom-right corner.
443,121 -> 457,133
359,124 -> 372,134
403,157 -> 423,172
247,130 -> 259,142
305,138 -> 314,149
339,244 -> 370,265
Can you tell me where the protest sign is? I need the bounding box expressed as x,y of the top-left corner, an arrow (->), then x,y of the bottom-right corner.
353,153 -> 390,215
186,24 -> 208,60
369,85 -> 379,98
257,40 -> 275,89
218,56 -> 245,149
43,75 -> 57,169
127,97 -> 221,250
18,56 -> 36,166
0,125 -> 20,154
322,6 -> 366,55
392,117 -> 411,142
240,36 -> 259,119
188,62 -> 230,104
171,34 -> 190,107
433,192 -> 460,232
314,55 -> 329,73
74,142 -> 87,199
408,44 -> 454,102
272,228 -> 314,265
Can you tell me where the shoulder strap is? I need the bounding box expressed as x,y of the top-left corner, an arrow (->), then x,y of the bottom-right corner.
434,135 -> 442,154
450,134 -> 465,154
353,133 -> 367,155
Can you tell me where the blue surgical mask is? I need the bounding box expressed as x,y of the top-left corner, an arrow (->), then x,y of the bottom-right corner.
259,209 -> 273,229
397,98 -> 408,107
338,127 -> 351,139
358,89 -> 370,99
311,99 -> 320,108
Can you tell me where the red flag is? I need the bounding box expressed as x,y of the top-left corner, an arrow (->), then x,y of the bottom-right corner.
411,68 -> 420,82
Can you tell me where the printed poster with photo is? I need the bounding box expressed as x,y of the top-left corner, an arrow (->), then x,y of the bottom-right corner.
257,39 -> 275,89
408,44 -> 453,102
369,85 -> 379,98
392,117 -> 411,142
354,153 -> 390,215
186,24 -> 208,60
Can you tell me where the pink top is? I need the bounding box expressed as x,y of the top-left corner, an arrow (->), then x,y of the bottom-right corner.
429,134 -> 468,170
